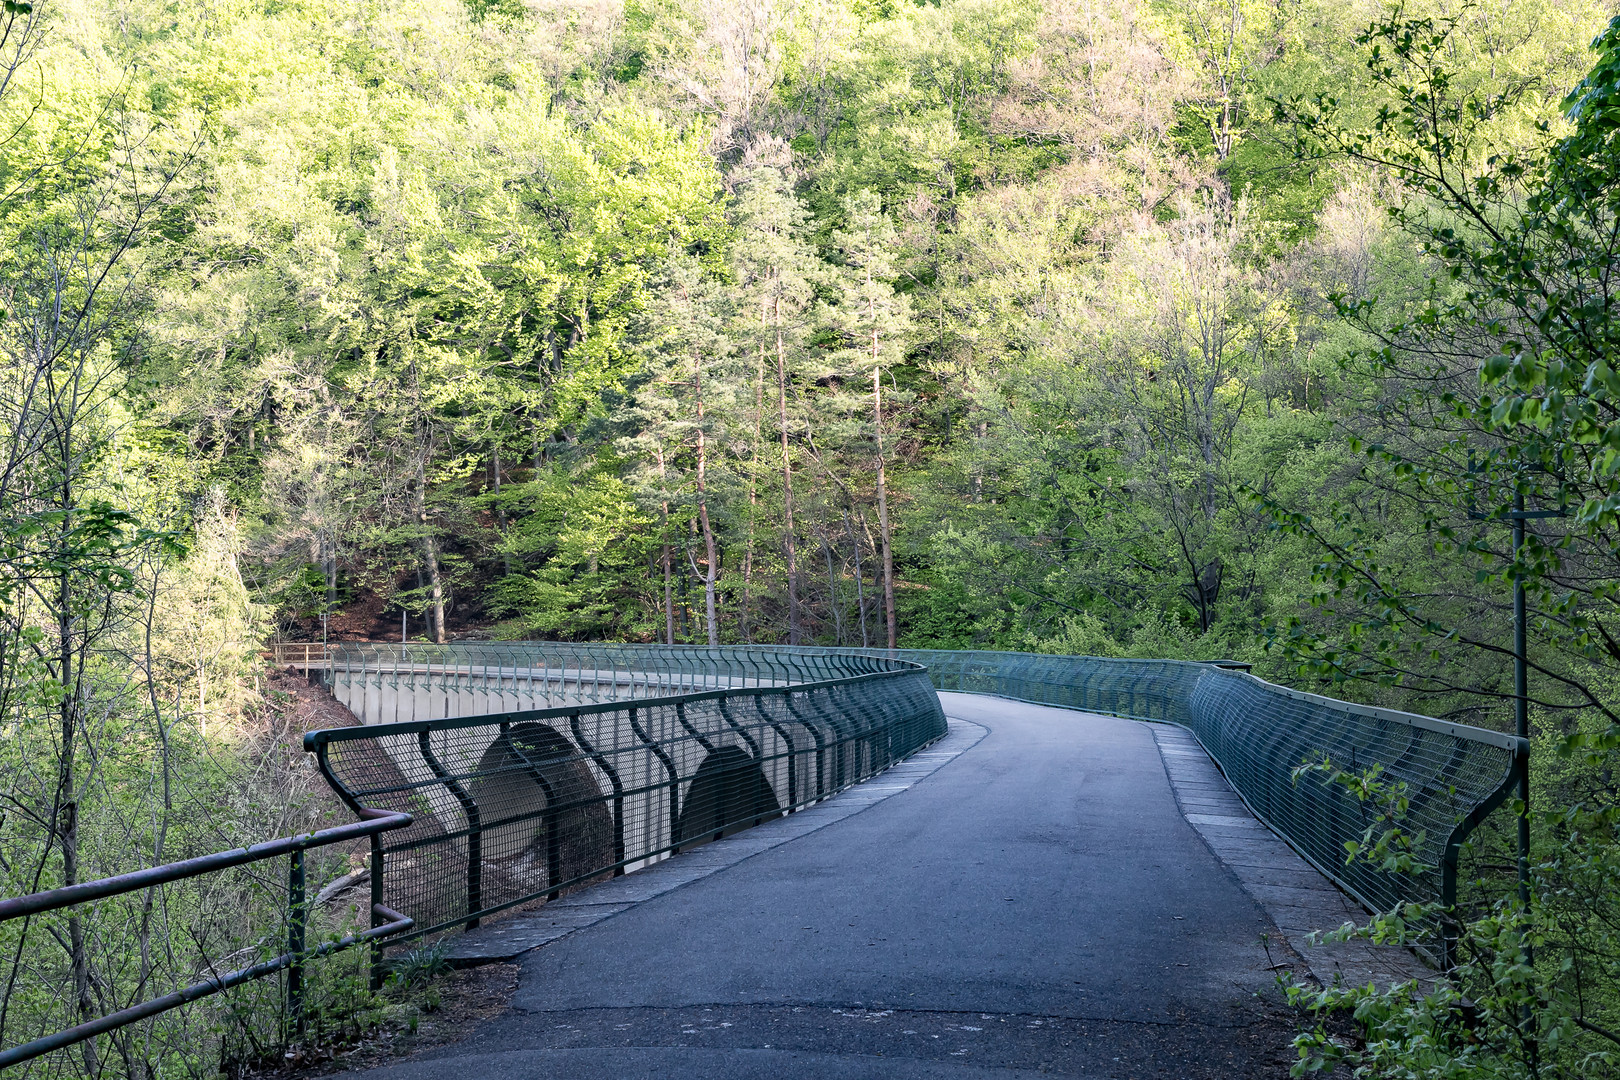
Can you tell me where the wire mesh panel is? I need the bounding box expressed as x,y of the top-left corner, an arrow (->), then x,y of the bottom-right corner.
1189,672 -> 1519,920
304,656 -> 945,939
815,647 -> 1522,963
321,643 -> 890,725
301,642 -> 1521,965
813,648 -> 1206,722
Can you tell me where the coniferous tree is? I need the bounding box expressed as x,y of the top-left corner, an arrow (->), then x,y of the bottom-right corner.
626,257 -> 741,645
828,191 -> 913,648
731,166 -> 821,644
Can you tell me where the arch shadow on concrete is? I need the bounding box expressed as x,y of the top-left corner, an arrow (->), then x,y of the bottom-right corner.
677,746 -> 783,849
470,723 -> 615,898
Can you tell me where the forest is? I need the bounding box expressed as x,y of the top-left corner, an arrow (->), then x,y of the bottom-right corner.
3,0 -> 1620,1075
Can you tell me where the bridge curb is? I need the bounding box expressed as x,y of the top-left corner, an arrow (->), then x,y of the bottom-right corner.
1151,724 -> 1433,991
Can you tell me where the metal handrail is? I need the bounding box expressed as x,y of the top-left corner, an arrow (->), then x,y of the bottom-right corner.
0,809 -> 414,1069
295,640 -> 1517,971
305,649 -> 948,941
823,645 -> 1524,968
268,641 -> 332,668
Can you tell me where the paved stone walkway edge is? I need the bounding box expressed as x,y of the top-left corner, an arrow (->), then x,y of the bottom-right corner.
446,717 -> 989,966
1149,722 -> 1433,991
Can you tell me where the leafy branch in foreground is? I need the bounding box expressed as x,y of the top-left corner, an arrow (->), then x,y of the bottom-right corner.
1263,10 -> 1620,1079
1284,761 -> 1599,1080
1261,8 -> 1620,733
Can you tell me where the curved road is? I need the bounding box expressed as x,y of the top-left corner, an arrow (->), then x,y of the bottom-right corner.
344,695 -> 1304,1079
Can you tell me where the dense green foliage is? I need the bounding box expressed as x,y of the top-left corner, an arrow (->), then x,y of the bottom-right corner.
9,0 -> 1591,680
6,0 -> 1620,1075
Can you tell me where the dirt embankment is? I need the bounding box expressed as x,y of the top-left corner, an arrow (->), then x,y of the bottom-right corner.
280,590 -> 498,645
264,667 -> 363,734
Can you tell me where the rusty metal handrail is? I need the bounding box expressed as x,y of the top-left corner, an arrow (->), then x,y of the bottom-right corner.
0,808 -> 414,1070
268,641 -> 332,668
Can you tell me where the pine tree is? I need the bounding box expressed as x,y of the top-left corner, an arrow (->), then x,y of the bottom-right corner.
827,191 -> 913,649
623,257 -> 743,645
731,166 -> 822,644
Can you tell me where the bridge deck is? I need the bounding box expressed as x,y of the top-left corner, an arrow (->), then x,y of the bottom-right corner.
338,695 -> 1340,1079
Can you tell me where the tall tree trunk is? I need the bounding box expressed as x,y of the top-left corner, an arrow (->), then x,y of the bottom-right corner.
135,566 -> 173,1077
663,546 -> 675,644
51,456 -> 95,1075
59,573 -> 95,1076
846,510 -> 869,648
679,528 -> 694,642
536,337 -> 551,475
655,447 -> 675,645
405,361 -> 447,643
694,349 -> 720,645
821,519 -> 843,645
776,306 -> 800,645
324,533 -> 337,630
421,541 -> 446,643
874,363 -> 897,650
493,450 -> 513,577
973,419 -> 987,502
413,453 -> 446,643
741,339 -> 766,643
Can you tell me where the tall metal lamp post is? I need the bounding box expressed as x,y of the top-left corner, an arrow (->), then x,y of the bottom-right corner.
1506,490 -> 1563,906
1468,459 -> 1562,903
1470,458 -> 1563,1072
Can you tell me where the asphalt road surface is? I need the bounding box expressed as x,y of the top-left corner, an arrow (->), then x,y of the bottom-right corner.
340,694 -> 1304,1079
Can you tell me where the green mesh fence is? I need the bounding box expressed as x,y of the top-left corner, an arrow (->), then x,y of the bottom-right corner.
304,646 -> 946,939
300,643 -> 1521,967
827,647 -> 1524,965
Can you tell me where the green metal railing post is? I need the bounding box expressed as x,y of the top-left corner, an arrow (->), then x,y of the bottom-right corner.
287,849 -> 306,1036
1514,493 -> 1531,910
369,835 -> 385,991
0,810 -> 412,1070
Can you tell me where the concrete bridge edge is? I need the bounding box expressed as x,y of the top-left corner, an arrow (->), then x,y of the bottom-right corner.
1149,722 -> 1433,991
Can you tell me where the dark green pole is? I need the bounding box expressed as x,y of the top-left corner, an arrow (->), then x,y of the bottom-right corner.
1513,491 -> 1537,1074
370,835 -> 385,992
288,850 -> 306,1037
1514,492 -> 1529,906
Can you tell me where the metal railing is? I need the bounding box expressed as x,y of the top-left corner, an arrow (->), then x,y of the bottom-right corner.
827,647 -> 1523,966
304,646 -> 947,942
268,641 -> 332,669
314,642 -> 885,725
6,640 -> 1513,1067
296,641 -> 1518,968
0,809 -> 414,1070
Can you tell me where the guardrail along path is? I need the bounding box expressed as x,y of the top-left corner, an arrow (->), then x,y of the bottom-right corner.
336,696 -> 1307,1080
